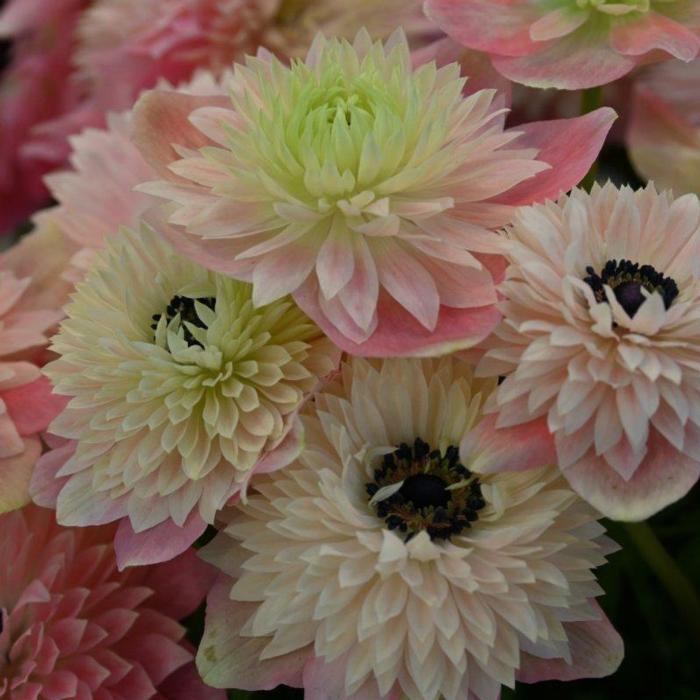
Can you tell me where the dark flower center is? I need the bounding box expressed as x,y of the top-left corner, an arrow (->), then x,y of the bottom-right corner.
366,437 -> 486,542
583,259 -> 678,318
151,295 -> 216,347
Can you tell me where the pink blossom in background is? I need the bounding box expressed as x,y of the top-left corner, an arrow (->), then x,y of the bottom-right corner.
628,58 -> 700,196
132,30 -> 615,357
425,0 -> 700,89
0,504 -> 224,700
0,0 -> 89,235
478,183 -> 700,521
0,265 -> 67,514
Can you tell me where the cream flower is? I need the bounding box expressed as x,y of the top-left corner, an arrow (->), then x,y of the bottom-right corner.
132,29 -> 615,356
197,357 -> 622,700
35,224 -> 338,566
479,182 -> 700,520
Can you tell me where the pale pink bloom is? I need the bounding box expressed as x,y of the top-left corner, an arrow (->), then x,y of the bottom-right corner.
74,0 -> 279,116
425,0 -> 700,89
479,182 -> 700,521
133,30 -> 615,356
197,357 -> 622,700
33,225 -> 339,568
628,58 -> 700,195
0,0 -> 88,235
0,268 -> 66,514
0,503 -> 224,700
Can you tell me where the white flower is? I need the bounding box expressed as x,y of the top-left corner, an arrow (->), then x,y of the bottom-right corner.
41,224 -> 338,541
198,357 -> 622,700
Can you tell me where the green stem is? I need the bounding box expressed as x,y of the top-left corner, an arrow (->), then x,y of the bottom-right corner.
624,521 -> 700,647
580,86 -> 604,191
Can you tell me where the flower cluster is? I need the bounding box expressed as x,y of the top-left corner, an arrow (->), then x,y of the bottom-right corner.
3,4 -> 700,700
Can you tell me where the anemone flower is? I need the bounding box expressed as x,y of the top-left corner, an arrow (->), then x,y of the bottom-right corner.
478,182 -> 700,520
132,29 -> 615,356
32,225 -> 339,567
0,504 -> 224,700
197,357 -> 623,700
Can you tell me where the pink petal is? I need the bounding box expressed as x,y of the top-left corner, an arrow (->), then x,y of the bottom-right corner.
155,663 -> 226,700
295,284 -> 501,357
121,634 -> 192,686
564,431 -> 700,521
114,511 -> 208,570
518,602 -> 623,682
460,415 -> 556,473
303,654 -> 401,700
611,11 -> 700,61
495,108 -> 617,206
131,90 -> 228,182
493,33 -> 636,89
529,8 -> 589,42
0,436 -> 41,514
424,0 -> 541,57
30,439 -> 74,509
143,547 -> 217,619
412,37 -> 512,105
196,575 -> 308,690
147,214 -> 257,280
3,375 -> 68,436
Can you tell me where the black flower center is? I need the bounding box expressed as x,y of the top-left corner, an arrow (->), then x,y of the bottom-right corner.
366,438 -> 486,542
151,295 -> 216,347
583,259 -> 678,318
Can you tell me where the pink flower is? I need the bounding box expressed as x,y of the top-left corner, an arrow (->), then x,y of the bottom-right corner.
0,219 -> 75,514
0,503 -> 224,700
0,269 -> 66,514
73,0 -> 279,117
0,0 -> 88,235
628,58 -> 700,196
132,30 -> 615,356
425,0 -> 700,89
478,183 -> 700,521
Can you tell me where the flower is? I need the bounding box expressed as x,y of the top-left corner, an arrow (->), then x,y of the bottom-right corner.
0,268 -> 66,514
265,0 -> 438,57
478,182 -> 700,521
74,0 -> 279,115
425,0 -> 700,89
0,0 -> 88,235
133,29 -> 615,356
37,71 -> 227,282
628,58 -> 700,196
33,224 -> 339,567
197,357 -> 623,700
0,503 -> 223,700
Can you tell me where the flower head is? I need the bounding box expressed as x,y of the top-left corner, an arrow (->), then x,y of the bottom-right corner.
425,0 -> 700,89
197,357 -> 622,700
133,30 -> 615,356
479,182 -> 700,520
75,0 -> 278,112
35,224 -> 338,566
628,58 -> 700,196
0,504 -> 223,700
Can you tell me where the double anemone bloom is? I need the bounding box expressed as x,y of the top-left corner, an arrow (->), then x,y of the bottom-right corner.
0,504 -> 222,700
480,183 -> 700,520
426,0 -> 700,89
33,226 -> 338,567
197,358 -> 623,700
132,29 -> 614,355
